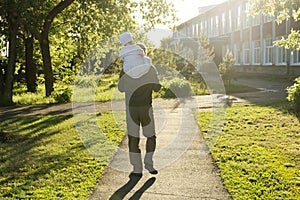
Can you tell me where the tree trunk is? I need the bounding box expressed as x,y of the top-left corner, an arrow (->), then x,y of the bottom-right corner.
39,34 -> 54,97
36,0 -> 75,97
0,61 -> 6,95
25,36 -> 37,92
0,10 -> 18,106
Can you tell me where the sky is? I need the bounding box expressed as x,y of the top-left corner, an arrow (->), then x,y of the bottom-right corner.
172,0 -> 227,25
147,0 -> 227,46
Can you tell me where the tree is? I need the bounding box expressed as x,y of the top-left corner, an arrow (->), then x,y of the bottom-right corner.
196,32 -> 215,65
0,0 -> 19,106
0,0 -> 177,105
23,0 -> 176,96
190,32 -> 215,82
33,0 -> 75,96
24,36 -> 37,92
1,0 -> 76,99
154,33 -> 215,81
250,0 -> 300,50
219,51 -> 236,87
63,0 -> 177,73
132,0 -> 177,30
287,77 -> 300,110
17,31 -> 38,93
57,0 -> 137,76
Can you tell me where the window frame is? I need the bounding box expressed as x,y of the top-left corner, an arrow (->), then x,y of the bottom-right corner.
253,40 -> 261,65
264,38 -> 273,65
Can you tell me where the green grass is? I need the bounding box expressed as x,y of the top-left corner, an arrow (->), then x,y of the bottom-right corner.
13,83 -> 58,104
13,74 -> 258,105
224,82 -> 259,94
0,113 -> 125,199
195,103 -> 300,199
190,81 -> 210,95
13,74 -> 122,104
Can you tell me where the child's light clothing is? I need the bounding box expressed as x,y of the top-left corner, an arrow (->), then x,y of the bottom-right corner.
120,45 -> 151,78
119,32 -> 151,79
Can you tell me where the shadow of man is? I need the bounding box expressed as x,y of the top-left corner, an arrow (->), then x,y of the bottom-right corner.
109,176 -> 156,200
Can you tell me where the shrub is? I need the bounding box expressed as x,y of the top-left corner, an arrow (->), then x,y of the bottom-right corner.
53,87 -> 72,103
287,77 -> 300,110
219,51 -> 236,86
161,78 -> 192,98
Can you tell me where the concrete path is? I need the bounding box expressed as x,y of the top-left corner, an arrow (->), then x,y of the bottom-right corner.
0,76 -> 292,119
87,77 -> 293,200
88,101 -> 232,200
230,77 -> 291,104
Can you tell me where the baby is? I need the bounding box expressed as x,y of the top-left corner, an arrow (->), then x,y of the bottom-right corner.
119,32 -> 151,78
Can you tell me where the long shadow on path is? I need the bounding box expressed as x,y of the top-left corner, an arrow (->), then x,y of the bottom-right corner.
110,176 -> 156,200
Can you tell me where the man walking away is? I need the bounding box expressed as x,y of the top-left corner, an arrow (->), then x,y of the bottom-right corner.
118,42 -> 161,177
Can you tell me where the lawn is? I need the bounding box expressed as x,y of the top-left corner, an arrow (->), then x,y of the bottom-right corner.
195,102 -> 300,199
0,112 -> 125,199
13,74 -> 123,104
12,74 -> 257,105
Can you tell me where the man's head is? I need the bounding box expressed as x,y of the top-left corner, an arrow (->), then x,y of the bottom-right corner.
119,32 -> 133,46
137,43 -> 147,55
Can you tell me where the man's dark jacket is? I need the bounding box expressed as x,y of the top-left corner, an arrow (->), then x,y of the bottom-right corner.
118,66 -> 161,107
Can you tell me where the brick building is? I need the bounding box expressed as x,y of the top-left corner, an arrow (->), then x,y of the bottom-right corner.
173,0 -> 300,75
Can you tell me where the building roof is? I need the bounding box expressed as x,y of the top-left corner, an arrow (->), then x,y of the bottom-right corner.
176,0 -> 241,29
198,5 -> 217,14
177,4 -> 217,29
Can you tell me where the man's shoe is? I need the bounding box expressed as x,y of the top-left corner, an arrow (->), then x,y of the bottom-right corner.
145,165 -> 158,175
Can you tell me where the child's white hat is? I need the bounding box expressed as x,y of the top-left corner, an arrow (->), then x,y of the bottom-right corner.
119,32 -> 133,45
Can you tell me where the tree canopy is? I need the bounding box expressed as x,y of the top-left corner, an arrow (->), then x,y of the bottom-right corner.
250,0 -> 300,50
0,0 -> 177,105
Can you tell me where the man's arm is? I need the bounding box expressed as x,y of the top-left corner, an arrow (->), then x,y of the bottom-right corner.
151,66 -> 161,92
153,84 -> 161,92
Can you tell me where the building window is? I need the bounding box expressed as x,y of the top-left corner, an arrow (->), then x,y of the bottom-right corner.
210,16 -> 216,36
177,30 -> 182,38
192,24 -> 198,37
234,44 -> 241,64
243,42 -> 250,64
222,45 -> 230,58
221,12 -> 226,34
264,38 -> 273,64
252,14 -> 261,26
199,22 -> 202,31
199,21 -> 205,35
244,2 -> 250,27
228,10 -> 232,32
192,25 -> 195,37
276,46 -> 286,65
188,26 -> 192,37
291,50 -> 300,65
215,15 -> 219,36
209,17 -> 214,37
202,20 -> 207,34
264,15 -> 273,23
253,40 -> 261,64
236,5 -> 242,30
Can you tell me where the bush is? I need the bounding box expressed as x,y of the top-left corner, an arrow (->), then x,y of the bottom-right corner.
53,87 -> 72,103
161,78 -> 192,98
219,51 -> 236,86
287,77 -> 300,109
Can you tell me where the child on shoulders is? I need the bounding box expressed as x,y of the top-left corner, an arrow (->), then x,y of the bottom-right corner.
119,32 -> 151,79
